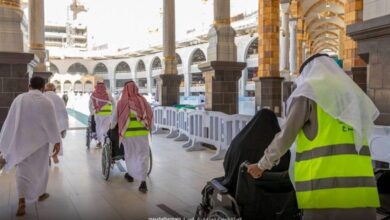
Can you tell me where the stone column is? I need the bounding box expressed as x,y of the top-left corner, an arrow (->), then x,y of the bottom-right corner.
157,0 -> 182,106
199,0 -> 246,114
347,14 -> 390,125
280,3 -> 290,72
147,74 -> 152,95
0,0 -> 24,52
290,0 -> 303,71
344,0 -> 365,71
0,53 -> 38,128
255,0 -> 283,116
240,69 -> 248,96
289,19 -> 297,75
0,1 -> 37,128
29,0 -> 53,81
184,72 -> 191,96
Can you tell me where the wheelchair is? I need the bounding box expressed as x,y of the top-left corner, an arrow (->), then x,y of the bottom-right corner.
101,124 -> 153,181
195,162 -> 301,220
375,160 -> 390,220
86,115 -> 97,149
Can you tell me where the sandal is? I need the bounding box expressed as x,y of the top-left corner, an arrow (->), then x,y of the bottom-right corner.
16,200 -> 26,217
38,193 -> 50,202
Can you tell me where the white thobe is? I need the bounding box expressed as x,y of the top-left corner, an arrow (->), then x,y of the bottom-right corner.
89,93 -> 115,143
122,136 -> 150,181
45,91 -> 69,155
0,90 -> 61,202
111,107 -> 150,181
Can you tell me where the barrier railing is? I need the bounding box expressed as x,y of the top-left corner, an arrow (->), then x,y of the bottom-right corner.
153,106 -> 390,163
370,126 -> 390,165
152,107 -> 254,161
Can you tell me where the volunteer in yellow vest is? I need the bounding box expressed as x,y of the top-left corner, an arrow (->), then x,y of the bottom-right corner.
111,81 -> 153,193
247,54 -> 380,220
89,82 -> 115,147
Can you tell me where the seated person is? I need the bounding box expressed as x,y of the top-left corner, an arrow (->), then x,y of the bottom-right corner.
221,109 -> 290,195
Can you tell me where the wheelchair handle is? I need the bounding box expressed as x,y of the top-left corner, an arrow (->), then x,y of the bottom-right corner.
240,161 -> 251,173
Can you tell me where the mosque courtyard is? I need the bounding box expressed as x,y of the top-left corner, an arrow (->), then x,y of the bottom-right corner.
1,0 -> 390,219
0,109 -> 224,220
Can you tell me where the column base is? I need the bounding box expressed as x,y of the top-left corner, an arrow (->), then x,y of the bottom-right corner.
0,52 -> 37,128
255,77 -> 284,116
32,71 -> 53,83
351,67 -> 367,93
199,61 -> 246,115
156,74 -> 182,106
347,14 -> 390,125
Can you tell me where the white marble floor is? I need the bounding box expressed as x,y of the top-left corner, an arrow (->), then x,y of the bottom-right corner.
0,116 -> 224,220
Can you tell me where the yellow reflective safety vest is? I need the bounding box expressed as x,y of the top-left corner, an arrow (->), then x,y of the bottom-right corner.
96,104 -> 112,116
124,113 -> 149,138
295,105 -> 379,209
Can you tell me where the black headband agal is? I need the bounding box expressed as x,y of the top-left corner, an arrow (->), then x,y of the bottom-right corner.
124,80 -> 135,86
299,53 -> 330,74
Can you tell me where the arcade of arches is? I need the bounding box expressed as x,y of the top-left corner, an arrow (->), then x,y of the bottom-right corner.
0,0 -> 390,126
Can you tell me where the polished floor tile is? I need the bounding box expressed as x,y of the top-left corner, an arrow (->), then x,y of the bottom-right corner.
0,119 -> 224,220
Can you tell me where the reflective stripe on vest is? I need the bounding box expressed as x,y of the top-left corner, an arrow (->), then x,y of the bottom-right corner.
295,105 -> 379,209
124,113 -> 149,138
96,104 -> 112,116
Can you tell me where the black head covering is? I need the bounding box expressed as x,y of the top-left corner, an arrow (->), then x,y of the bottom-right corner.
222,109 -> 290,195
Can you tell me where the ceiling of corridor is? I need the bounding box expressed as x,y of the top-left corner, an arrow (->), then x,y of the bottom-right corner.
299,0 -> 346,54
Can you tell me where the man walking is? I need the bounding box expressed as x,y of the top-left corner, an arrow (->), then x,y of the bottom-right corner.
45,82 -> 69,163
0,76 -> 61,216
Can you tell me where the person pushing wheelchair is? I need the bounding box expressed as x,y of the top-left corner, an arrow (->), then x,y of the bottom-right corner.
110,81 -> 153,193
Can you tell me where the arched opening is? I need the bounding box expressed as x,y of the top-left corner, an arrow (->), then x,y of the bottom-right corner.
50,63 -> 60,74
53,80 -> 61,93
93,63 -> 108,74
190,49 -> 206,65
245,38 -> 259,84
151,57 -> 162,70
67,63 -> 88,74
190,49 -> 206,92
84,80 -> 93,93
136,60 -> 146,72
246,38 -> 258,59
74,80 -> 83,93
63,80 -> 72,92
115,61 -> 131,74
176,53 -> 182,66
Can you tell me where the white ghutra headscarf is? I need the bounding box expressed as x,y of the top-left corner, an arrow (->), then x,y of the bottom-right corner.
287,54 -> 379,152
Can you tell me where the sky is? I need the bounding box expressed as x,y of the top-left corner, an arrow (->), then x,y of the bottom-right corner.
44,0 -> 258,50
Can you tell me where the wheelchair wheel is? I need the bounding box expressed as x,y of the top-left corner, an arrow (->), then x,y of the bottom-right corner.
86,127 -> 91,149
208,207 -> 237,219
102,138 -> 112,181
195,204 -> 209,219
147,148 -> 153,176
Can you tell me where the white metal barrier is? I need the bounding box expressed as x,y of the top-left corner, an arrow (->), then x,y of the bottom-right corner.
153,106 -> 390,163
152,106 -> 178,135
152,106 -> 255,161
370,126 -> 390,165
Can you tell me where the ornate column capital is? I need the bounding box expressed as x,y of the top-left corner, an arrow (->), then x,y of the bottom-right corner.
280,2 -> 290,14
0,0 -> 20,9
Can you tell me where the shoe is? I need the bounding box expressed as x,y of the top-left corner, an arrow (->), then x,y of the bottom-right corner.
16,200 -> 25,217
124,173 -> 134,182
0,155 -> 6,171
138,181 -> 147,193
38,193 -> 50,202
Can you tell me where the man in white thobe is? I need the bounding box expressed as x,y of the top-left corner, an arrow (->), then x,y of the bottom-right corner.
89,82 -> 115,147
45,83 -> 69,163
0,76 -> 61,216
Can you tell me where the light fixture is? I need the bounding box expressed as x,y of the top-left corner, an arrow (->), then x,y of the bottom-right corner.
325,0 -> 331,8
